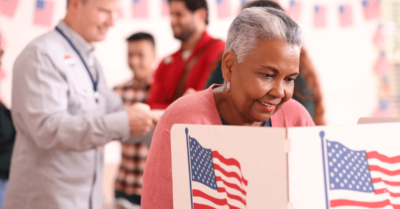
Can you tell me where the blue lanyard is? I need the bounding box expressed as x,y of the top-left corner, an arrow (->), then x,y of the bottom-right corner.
55,27 -> 99,103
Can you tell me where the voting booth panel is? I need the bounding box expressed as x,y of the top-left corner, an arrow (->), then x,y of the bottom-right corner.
288,123 -> 400,209
171,123 -> 400,209
171,124 -> 288,209
358,117 -> 400,124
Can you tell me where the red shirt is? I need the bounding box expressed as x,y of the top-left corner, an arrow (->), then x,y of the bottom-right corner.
147,31 -> 225,109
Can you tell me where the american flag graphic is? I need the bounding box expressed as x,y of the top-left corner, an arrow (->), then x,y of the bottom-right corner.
287,0 -> 301,22
33,0 -> 54,27
313,5 -> 326,28
339,4 -> 353,27
323,136 -> 400,208
362,0 -> 381,20
373,25 -> 384,47
186,129 -> 247,208
216,0 -> 231,19
161,0 -> 169,17
375,51 -> 392,75
0,0 -> 19,18
132,0 -> 148,18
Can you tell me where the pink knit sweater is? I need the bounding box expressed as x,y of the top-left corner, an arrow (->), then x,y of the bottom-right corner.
142,87 -> 315,208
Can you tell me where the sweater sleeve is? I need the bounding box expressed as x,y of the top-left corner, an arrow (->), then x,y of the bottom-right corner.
141,126 -> 174,209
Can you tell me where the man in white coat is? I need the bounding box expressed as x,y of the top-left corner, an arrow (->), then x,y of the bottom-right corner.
3,0 -> 159,208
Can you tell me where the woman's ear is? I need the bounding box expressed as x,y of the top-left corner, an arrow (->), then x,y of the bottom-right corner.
221,50 -> 237,82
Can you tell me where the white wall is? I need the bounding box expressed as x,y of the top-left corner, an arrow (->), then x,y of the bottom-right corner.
0,0 -> 379,127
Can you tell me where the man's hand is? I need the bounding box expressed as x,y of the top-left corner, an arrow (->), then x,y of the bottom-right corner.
127,103 -> 160,136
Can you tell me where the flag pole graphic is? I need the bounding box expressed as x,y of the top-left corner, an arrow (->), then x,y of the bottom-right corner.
185,128 -> 194,209
320,131 -> 330,209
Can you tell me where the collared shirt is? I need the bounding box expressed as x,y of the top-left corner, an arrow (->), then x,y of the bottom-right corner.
113,79 -> 151,197
114,79 -> 151,107
3,21 -> 130,209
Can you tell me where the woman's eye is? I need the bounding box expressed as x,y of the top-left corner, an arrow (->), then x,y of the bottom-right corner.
286,78 -> 295,83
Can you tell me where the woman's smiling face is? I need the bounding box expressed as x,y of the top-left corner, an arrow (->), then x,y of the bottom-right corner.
222,40 -> 300,123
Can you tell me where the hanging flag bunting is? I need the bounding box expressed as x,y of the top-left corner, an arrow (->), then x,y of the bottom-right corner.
216,0 -> 231,19
240,0 -> 247,7
132,0 -> 148,19
237,0 -> 247,14
0,32 -> 7,50
339,4 -> 353,27
287,0 -> 302,22
161,0 -> 169,17
0,68 -> 6,82
313,5 -> 326,28
33,0 -> 54,27
0,0 -> 19,18
373,100 -> 397,117
373,25 -> 384,47
381,76 -> 392,96
362,0 -> 381,20
375,51 -> 392,75
117,9 -> 124,20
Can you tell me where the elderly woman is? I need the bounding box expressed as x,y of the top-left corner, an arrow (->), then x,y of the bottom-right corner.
141,7 -> 314,208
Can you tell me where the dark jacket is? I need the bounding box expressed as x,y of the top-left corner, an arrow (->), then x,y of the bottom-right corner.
0,103 -> 15,180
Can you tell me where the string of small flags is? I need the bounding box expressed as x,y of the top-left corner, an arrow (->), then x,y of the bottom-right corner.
0,0 -> 383,28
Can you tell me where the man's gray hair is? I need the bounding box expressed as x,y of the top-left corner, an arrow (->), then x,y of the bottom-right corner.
225,7 -> 303,63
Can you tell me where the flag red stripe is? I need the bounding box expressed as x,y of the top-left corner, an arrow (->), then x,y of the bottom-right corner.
192,189 -> 241,209
331,199 -> 400,208
193,203 -> 215,209
369,165 -> 400,176
213,164 -> 248,186
367,151 -> 400,164
375,188 -> 400,197
372,177 -> 400,186
217,187 -> 246,205
215,176 -> 247,196
212,151 -> 248,184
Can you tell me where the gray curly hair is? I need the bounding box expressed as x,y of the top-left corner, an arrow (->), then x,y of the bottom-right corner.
225,7 -> 303,63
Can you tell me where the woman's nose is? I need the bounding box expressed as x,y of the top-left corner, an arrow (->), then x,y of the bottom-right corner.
268,81 -> 285,98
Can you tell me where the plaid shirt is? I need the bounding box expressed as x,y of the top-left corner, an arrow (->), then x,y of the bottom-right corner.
114,79 -> 150,196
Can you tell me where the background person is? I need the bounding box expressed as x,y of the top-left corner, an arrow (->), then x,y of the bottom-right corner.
114,33 -> 156,107
205,0 -> 326,125
146,0 -> 225,109
0,39 -> 15,209
3,0 -> 159,209
142,7 -> 314,208
113,32 -> 157,207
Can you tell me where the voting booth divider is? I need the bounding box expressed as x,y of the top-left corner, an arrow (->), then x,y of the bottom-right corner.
171,121 -> 400,209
